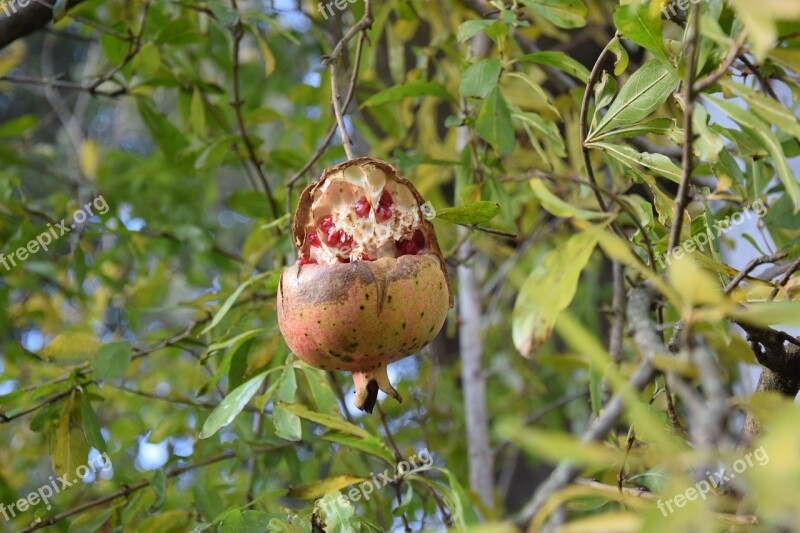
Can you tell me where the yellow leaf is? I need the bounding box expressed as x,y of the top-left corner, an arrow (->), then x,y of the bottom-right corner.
559,512 -> 642,533
0,41 -> 26,77
289,475 -> 367,499
51,392 -> 89,479
256,35 -> 276,78
80,140 -> 100,180
41,332 -> 100,362
667,254 -> 724,310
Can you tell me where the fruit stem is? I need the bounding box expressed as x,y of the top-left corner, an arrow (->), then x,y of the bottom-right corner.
352,366 -> 401,414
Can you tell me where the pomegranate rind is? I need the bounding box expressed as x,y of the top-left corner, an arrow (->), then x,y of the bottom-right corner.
278,256 -> 450,371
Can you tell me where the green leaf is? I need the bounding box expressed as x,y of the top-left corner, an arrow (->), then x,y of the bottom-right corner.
322,432 -> 395,464
475,87 -> 516,155
590,117 -> 680,142
301,366 -> 341,415
613,4 -> 671,66
443,469 -> 480,526
316,492 -> 359,533
92,342 -> 132,381
530,180 -> 606,220
497,419 -> 619,468
42,332 -> 100,363
201,271 -> 273,335
705,95 -> 800,211
434,201 -> 501,225
608,38 -> 630,76
222,510 -> 285,533
588,141 -> 682,182
692,103 -> 724,163
277,402 -> 371,439
459,58 -> 502,99
362,80 -> 454,107
721,81 -> 800,140
729,302 -> 800,327
273,364 -> 301,442
200,371 -> 268,439
68,509 -> 114,532
512,224 -> 604,356
591,61 -> 678,137
457,19 -> 495,43
148,469 -> 167,512
79,390 -> 106,453
289,476 -> 366,500
52,392 -> 89,479
517,51 -> 590,83
521,0 -> 587,29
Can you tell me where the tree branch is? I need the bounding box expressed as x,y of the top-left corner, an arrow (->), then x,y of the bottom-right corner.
18,444 -> 291,532
514,286 -> 661,525
669,5 -> 701,251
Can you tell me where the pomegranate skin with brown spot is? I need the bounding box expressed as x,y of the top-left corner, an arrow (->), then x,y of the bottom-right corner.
277,157 -> 453,413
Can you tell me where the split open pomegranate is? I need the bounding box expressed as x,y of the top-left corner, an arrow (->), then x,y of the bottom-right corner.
277,158 -> 453,413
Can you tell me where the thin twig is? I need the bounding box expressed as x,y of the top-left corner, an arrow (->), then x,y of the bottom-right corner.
694,32 -> 747,93
669,5 -> 701,251
286,22 -> 368,187
579,34 -> 618,212
230,0 -> 279,221
376,405 -> 412,532
769,256 -> 800,300
329,62 -> 355,160
18,445 -> 291,532
724,252 -> 788,294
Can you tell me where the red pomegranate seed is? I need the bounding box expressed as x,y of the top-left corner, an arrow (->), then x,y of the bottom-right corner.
375,204 -> 392,222
307,231 -> 321,247
359,252 -> 372,261
395,238 -> 418,256
374,192 -> 393,222
318,215 -> 334,232
412,229 -> 426,250
338,255 -> 351,263
339,232 -> 354,248
354,198 -> 371,218
298,257 -> 317,265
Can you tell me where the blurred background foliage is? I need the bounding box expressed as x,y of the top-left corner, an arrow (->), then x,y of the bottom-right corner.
0,0 -> 799,531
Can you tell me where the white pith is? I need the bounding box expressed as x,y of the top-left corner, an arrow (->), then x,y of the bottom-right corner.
307,163 -> 425,265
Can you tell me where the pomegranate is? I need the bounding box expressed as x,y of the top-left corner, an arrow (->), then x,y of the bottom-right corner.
278,158 -> 453,413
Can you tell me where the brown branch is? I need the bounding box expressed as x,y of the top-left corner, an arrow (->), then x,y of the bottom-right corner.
376,405 -> 412,532
285,24 -> 368,188
574,479 -> 758,525
329,61 -> 355,160
230,0 -> 279,221
107,383 -> 242,412
769,255 -> 800,300
694,32 -> 747,94
669,5 -> 701,251
724,252 -> 788,294
579,35 -> 617,212
514,286 -> 661,524
2,292 -> 272,424
18,445 -> 291,532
